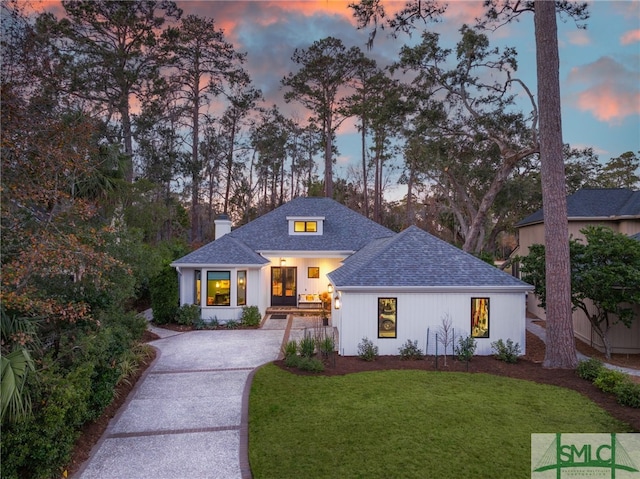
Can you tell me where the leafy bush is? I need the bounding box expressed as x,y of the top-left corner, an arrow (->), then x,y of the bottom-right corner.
297,357 -> 325,372
399,340 -> 423,360
593,369 -> 628,394
209,317 -> 220,329
225,319 -> 239,329
576,358 -> 605,381
240,306 -> 262,327
175,304 -> 201,326
455,335 -> 477,362
282,340 -> 298,358
358,337 -> 378,362
491,339 -> 521,364
614,380 -> 640,408
299,334 -> 316,358
318,335 -> 335,356
284,354 -> 301,368
149,266 -> 179,325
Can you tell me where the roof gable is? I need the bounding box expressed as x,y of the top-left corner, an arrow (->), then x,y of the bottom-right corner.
517,188 -> 640,227
172,197 -> 395,266
328,226 -> 531,289
227,197 -> 394,252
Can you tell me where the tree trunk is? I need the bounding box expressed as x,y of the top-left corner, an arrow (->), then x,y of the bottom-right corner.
224,115 -> 237,214
535,0 -> 577,369
324,115 -> 333,198
191,88 -> 200,245
361,117 -> 369,217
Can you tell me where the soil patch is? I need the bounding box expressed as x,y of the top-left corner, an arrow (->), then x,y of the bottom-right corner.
275,331 -> 640,432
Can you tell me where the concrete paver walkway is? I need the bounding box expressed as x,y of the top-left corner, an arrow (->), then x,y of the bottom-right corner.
75,328 -> 284,479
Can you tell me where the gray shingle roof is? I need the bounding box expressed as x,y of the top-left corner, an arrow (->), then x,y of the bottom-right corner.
517,188 -> 640,227
172,197 -> 395,265
223,197 -> 393,252
328,225 -> 532,289
172,234 -> 269,266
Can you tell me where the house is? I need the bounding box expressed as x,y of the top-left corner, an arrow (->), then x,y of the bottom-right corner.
516,188 -> 640,354
172,197 -> 532,356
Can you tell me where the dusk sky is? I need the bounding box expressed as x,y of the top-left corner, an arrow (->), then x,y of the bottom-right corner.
38,1 -> 639,196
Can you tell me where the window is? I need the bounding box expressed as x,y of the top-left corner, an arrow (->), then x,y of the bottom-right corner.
378,298 -> 397,338
471,298 -> 489,338
237,270 -> 246,306
308,267 -> 319,278
294,221 -> 317,232
207,271 -> 230,306
194,270 -> 201,305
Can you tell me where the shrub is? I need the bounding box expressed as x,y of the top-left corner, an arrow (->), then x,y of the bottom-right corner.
240,306 -> 262,327
282,340 -> 298,358
593,369 -> 628,394
491,339 -> 521,364
357,337 -> 378,362
455,335 -> 477,362
297,357 -> 325,372
225,319 -> 239,330
318,335 -> 335,356
149,266 -> 179,325
175,304 -> 200,326
284,354 -> 301,368
209,317 -> 220,329
576,358 -> 605,381
299,334 -> 316,358
614,380 -> 640,408
399,339 -> 423,360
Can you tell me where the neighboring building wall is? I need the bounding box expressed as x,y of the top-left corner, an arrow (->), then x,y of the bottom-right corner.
334,291 -> 527,357
518,218 -> 640,355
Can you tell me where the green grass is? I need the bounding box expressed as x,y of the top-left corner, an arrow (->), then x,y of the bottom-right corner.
249,365 -> 631,479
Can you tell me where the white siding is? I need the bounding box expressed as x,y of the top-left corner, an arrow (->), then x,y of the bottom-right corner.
336,291 -> 527,357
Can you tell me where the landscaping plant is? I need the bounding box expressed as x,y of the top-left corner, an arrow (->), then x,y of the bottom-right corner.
357,337 -> 378,361
491,339 -> 521,363
398,339 -> 423,360
455,335 -> 477,362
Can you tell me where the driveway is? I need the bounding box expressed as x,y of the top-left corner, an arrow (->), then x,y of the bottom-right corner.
74,327 -> 284,479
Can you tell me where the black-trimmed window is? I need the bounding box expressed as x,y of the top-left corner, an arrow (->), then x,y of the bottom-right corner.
378,298 -> 397,338
294,221 -> 317,232
471,297 -> 489,338
194,270 -> 201,305
207,271 -> 230,306
237,270 -> 247,306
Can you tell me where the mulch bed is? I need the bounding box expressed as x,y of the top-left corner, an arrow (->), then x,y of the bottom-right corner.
66,329 -> 639,477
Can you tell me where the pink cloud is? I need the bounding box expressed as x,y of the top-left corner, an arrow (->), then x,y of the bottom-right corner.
621,29 -> 640,45
574,85 -> 639,124
567,56 -> 639,124
567,30 -> 590,46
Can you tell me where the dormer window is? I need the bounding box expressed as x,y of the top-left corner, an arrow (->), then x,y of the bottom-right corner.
294,221 -> 317,232
287,216 -> 324,235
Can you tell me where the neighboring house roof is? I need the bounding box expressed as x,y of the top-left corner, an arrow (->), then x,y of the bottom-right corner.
516,188 -> 640,227
631,232 -> 640,242
172,197 -> 395,266
328,225 -> 532,291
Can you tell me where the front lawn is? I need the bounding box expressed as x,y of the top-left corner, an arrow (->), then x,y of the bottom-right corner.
249,365 -> 631,479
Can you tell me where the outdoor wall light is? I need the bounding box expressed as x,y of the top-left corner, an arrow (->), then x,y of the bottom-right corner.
280,258 -> 286,266
327,283 -> 333,293
334,294 -> 341,310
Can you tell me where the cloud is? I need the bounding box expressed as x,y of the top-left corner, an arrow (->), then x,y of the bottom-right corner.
567,30 -> 591,46
621,29 -> 640,45
567,56 -> 640,124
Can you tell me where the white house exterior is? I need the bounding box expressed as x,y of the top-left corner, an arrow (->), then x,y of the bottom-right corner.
172,197 -> 532,356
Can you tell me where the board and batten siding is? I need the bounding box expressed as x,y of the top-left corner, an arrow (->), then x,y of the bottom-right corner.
335,291 -> 527,357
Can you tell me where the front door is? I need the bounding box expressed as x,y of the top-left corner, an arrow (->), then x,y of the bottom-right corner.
271,267 -> 297,306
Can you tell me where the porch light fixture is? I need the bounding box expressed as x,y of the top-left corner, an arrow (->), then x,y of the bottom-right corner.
327,283 -> 333,293
334,294 -> 341,310
280,258 -> 286,266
